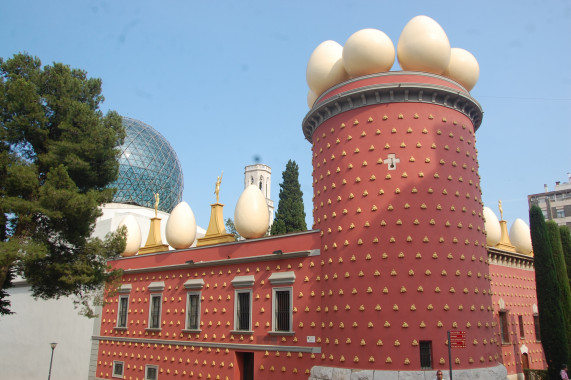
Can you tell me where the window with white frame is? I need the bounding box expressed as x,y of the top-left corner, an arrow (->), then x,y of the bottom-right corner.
149,294 -> 162,329
235,290 -> 251,331
145,364 -> 158,380
186,292 -> 201,330
231,275 -> 254,332
112,361 -> 124,378
272,287 -> 292,332
268,271 -> 295,333
117,295 -> 129,328
147,281 -> 164,330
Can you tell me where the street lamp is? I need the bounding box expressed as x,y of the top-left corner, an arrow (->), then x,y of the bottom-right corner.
47,342 -> 57,380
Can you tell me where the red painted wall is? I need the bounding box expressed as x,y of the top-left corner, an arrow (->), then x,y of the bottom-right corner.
310,74 -> 500,371
489,258 -> 546,375
96,232 -> 326,379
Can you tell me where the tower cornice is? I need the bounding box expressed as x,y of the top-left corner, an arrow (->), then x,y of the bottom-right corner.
302,71 -> 483,142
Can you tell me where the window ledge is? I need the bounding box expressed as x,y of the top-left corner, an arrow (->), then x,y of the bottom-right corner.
501,342 -> 511,346
230,330 -> 254,335
145,328 -> 162,332
182,329 -> 202,333
268,331 -> 295,336
114,327 -> 128,331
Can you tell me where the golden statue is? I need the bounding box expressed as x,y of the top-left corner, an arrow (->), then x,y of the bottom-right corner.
214,172 -> 223,203
154,193 -> 160,217
498,200 -> 503,220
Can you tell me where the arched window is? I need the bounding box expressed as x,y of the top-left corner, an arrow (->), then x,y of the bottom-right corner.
259,176 -> 263,191
250,176 -> 254,185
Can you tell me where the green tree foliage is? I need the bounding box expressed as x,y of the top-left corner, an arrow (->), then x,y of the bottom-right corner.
546,221 -> 571,356
225,218 -> 240,241
560,226 -> 571,289
0,53 -> 126,316
530,206 -> 570,378
270,160 -> 307,235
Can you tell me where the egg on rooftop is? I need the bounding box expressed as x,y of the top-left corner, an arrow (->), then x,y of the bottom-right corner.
234,185 -> 270,239
397,15 -> 451,75
306,40 -> 349,97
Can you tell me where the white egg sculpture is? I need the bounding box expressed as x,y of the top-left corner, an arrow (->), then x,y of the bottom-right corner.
118,215 -> 141,257
234,185 -> 270,239
307,89 -> 319,109
343,28 -> 395,77
166,201 -> 197,249
443,48 -> 480,91
397,15 -> 451,75
483,206 -> 501,246
510,218 -> 533,255
306,40 -> 349,97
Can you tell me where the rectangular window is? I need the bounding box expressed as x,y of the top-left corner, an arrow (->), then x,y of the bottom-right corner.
557,209 -> 565,218
499,311 -> 510,343
519,315 -> 525,338
149,295 -> 162,329
117,295 -> 129,328
419,341 -> 432,369
186,293 -> 201,330
145,365 -> 158,380
235,290 -> 251,331
534,314 -> 541,341
273,288 -> 292,332
112,361 -> 124,378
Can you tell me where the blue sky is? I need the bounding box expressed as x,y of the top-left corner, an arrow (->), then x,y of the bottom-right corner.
1,0 -> 570,230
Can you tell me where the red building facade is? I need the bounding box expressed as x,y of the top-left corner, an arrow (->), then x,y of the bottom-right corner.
92,72 -> 548,380
94,231 -> 324,380
489,246 -> 546,378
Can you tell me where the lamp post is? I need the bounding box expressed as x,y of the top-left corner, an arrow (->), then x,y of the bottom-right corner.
47,342 -> 57,380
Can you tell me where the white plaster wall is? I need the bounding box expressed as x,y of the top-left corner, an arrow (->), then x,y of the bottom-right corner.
0,285 -> 95,380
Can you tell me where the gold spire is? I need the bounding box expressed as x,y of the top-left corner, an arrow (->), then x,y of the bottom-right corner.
196,174 -> 235,247
139,193 -> 169,254
494,200 -> 515,252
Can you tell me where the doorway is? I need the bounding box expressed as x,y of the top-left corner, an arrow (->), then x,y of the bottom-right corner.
521,353 -> 530,370
236,351 -> 254,380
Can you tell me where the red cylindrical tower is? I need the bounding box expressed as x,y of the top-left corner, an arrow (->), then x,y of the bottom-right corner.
303,72 -> 503,377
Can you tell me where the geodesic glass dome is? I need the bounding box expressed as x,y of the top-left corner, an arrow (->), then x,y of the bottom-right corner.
109,117 -> 184,213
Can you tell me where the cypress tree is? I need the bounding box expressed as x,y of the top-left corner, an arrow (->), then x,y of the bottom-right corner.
530,205 -> 570,379
546,221 -> 571,357
270,160 -> 307,235
560,226 -> 571,288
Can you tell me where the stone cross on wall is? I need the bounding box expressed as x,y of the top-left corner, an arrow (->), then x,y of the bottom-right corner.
383,154 -> 400,171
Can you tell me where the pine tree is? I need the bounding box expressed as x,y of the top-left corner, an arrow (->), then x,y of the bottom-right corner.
560,226 -> 571,289
270,160 -> 307,235
0,53 -> 126,316
546,221 -> 571,357
530,205 -> 570,378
